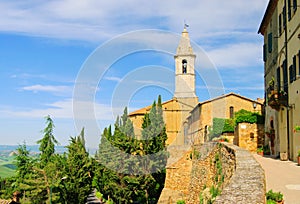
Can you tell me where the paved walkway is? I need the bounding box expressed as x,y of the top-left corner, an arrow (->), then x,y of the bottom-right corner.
253,154 -> 300,204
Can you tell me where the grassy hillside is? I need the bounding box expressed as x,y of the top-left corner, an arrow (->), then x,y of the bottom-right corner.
0,157 -> 16,178
0,164 -> 15,178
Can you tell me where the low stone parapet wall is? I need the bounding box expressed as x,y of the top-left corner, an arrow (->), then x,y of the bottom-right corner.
214,143 -> 266,203
158,143 -> 266,203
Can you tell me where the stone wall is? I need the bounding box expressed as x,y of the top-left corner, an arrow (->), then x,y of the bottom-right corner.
158,142 -> 266,204
234,123 -> 264,153
186,143 -> 235,203
214,143 -> 266,204
158,145 -> 192,203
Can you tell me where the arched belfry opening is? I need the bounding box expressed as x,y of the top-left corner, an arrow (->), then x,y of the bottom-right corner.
182,59 -> 187,74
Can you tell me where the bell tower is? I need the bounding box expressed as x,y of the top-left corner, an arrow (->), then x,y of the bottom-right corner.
174,26 -> 197,98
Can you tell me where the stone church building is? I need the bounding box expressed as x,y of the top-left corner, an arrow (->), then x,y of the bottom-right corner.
129,27 -> 263,146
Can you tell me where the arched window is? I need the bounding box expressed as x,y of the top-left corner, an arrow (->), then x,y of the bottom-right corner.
270,119 -> 274,129
184,122 -> 189,144
229,106 -> 234,118
182,59 -> 187,74
204,125 -> 208,142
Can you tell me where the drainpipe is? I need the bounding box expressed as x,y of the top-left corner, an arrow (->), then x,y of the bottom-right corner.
283,0 -> 290,159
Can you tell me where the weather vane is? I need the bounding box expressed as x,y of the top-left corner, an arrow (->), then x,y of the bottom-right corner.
184,20 -> 189,29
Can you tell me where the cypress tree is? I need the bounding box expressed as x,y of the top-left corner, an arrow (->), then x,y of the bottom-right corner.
63,128 -> 93,203
37,115 -> 59,167
95,96 -> 168,203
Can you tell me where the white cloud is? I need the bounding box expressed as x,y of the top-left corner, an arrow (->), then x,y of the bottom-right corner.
10,73 -> 46,79
206,43 -> 262,69
104,76 -> 122,82
21,84 -> 72,94
0,0 -> 268,75
0,0 -> 268,42
0,99 -> 122,121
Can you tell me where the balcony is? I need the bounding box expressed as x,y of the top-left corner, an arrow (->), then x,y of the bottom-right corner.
267,86 -> 288,110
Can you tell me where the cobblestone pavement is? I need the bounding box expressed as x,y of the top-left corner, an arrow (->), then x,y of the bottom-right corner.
253,154 -> 300,204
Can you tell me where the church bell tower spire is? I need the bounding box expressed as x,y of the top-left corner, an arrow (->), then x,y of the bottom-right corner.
174,26 -> 197,98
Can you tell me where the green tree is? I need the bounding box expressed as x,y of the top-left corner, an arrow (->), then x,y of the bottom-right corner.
139,96 -> 168,203
15,142 -> 31,182
209,118 -> 234,139
234,109 -> 264,125
14,143 -> 48,203
95,96 -> 168,203
62,129 -> 93,203
37,115 -> 59,167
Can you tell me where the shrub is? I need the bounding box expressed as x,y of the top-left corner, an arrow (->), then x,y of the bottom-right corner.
235,109 -> 264,125
209,118 -> 234,138
177,200 -> 185,204
266,190 -> 283,202
257,147 -> 263,153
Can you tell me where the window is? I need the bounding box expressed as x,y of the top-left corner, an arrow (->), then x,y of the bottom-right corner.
277,67 -> 281,91
263,44 -> 267,62
292,55 -> 297,81
229,106 -> 234,119
289,65 -> 293,83
279,14 -> 282,34
268,33 -> 272,53
289,56 -> 297,83
283,60 -> 288,92
270,120 -> 274,129
299,50 -> 300,76
288,0 -> 292,20
293,0 -> 298,12
204,125 -> 208,142
182,59 -> 187,74
283,6 -> 286,28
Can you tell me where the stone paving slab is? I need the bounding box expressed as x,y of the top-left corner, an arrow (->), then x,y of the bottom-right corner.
253,154 -> 300,204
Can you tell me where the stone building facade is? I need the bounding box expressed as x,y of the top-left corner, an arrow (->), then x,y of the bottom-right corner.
187,93 -> 263,145
258,0 -> 300,161
129,27 -> 263,147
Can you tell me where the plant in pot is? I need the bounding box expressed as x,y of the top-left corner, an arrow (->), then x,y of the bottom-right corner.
268,77 -> 275,89
257,147 -> 264,156
298,150 -> 300,166
294,125 -> 300,133
266,190 -> 284,204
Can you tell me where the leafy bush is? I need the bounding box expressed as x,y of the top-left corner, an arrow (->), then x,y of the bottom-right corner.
210,118 -> 234,137
294,125 -> 300,132
266,200 -> 276,204
235,109 -> 264,125
177,200 -> 185,204
266,190 -> 283,202
257,147 -> 263,153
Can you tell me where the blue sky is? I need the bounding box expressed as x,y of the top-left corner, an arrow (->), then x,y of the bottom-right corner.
0,0 -> 268,148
